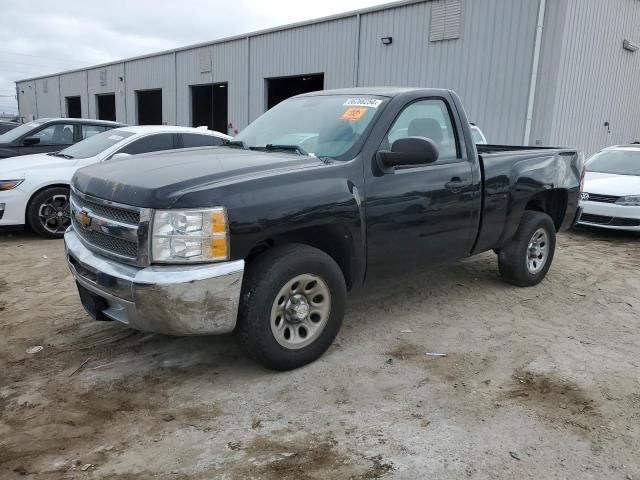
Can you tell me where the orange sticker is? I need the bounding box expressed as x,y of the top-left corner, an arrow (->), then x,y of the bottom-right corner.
341,106 -> 368,121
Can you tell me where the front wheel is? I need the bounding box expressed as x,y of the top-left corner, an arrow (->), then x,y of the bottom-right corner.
498,211 -> 556,287
27,186 -> 71,239
235,244 -> 346,371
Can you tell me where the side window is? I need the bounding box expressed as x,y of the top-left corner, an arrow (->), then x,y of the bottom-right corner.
385,99 -> 458,162
82,125 -> 109,139
180,133 -> 218,148
32,123 -> 75,145
118,133 -> 174,155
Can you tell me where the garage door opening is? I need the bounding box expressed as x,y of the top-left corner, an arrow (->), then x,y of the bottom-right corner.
266,74 -> 324,110
66,96 -> 82,118
191,83 -> 228,133
136,89 -> 162,125
96,93 -> 116,121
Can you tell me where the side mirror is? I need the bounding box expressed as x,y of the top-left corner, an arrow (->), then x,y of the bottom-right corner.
23,136 -> 40,146
377,137 -> 439,169
110,153 -> 131,161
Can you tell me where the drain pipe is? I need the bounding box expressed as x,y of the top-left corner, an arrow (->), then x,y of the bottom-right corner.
523,0 -> 546,146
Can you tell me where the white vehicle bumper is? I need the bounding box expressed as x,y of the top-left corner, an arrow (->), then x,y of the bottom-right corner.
0,188 -> 28,226
578,200 -> 640,231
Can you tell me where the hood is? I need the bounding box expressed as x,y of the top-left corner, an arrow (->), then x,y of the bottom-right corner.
584,171 -> 640,196
72,146 -> 329,208
0,153 -> 74,178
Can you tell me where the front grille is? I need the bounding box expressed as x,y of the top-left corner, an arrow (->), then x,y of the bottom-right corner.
580,213 -> 613,224
72,193 -> 140,225
72,220 -> 138,258
584,193 -> 620,203
70,191 -> 143,264
580,213 -> 640,227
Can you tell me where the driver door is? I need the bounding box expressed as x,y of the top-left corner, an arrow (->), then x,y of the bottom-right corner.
364,97 -> 476,279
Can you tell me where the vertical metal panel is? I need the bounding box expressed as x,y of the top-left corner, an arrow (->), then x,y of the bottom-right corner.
176,47 -> 213,126
546,0 -> 640,155
87,63 -> 126,122
248,16 -> 358,121
358,0 -> 540,144
16,81 -> 37,121
528,0 -> 570,147
58,71 -> 89,118
34,76 -> 61,117
212,39 -> 249,130
124,53 -> 176,125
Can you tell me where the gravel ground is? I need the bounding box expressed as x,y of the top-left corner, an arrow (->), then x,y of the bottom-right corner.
0,227 -> 639,480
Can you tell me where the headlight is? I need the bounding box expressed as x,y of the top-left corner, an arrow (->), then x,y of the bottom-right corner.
151,207 -> 229,263
0,179 -> 24,191
616,195 -> 640,206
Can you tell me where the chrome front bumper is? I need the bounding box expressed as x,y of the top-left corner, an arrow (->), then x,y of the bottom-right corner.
64,228 -> 244,335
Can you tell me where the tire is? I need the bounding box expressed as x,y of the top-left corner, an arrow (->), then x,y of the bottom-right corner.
498,211 -> 556,287
27,186 -> 71,239
235,244 -> 347,371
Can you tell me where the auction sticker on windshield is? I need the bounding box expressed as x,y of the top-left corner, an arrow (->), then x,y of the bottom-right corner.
341,107 -> 368,121
343,98 -> 383,108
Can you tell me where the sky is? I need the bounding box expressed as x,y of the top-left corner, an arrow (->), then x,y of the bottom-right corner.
0,0 -> 390,115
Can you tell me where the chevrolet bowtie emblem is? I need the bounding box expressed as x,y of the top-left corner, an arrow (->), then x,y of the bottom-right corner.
77,209 -> 92,228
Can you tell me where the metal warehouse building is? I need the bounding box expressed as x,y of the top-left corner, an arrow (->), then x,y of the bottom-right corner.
15,0 -> 640,155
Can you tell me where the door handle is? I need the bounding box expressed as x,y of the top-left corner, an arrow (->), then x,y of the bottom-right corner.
445,177 -> 471,193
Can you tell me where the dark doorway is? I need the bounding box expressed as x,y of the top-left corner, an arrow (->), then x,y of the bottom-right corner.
96,93 -> 116,121
266,74 -> 324,110
191,83 -> 228,133
136,89 -> 162,125
66,96 -> 82,118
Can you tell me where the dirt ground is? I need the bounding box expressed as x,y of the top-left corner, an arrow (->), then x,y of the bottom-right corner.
0,227 -> 639,479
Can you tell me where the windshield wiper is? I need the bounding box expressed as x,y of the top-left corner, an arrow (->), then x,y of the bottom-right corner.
49,152 -> 74,159
225,140 -> 250,150
264,144 -> 309,156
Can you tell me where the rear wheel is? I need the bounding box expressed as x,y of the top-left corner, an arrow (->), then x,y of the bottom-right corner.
27,186 -> 71,239
498,211 -> 556,286
235,244 -> 346,370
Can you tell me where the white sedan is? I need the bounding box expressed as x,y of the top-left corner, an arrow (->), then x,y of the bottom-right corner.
0,126 -> 231,238
578,145 -> 640,231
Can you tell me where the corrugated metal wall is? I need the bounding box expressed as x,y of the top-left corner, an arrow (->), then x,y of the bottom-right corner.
33,76 -> 61,117
87,63 -> 126,122
58,71 -> 88,118
357,0 -> 540,145
546,0 -> 640,155
124,53 -> 177,125
16,81 -> 37,122
247,16 -> 358,120
15,0 -> 640,153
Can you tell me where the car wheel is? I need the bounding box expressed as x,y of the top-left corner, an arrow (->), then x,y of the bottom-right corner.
27,186 -> 71,239
235,243 -> 346,371
498,211 -> 556,287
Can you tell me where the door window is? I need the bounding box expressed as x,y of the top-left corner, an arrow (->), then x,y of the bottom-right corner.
180,133 -> 225,148
385,99 -> 459,162
117,133 -> 175,155
32,123 -> 75,145
81,125 -> 110,139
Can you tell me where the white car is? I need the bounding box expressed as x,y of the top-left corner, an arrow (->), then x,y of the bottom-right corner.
578,145 -> 640,231
0,126 -> 231,238
470,124 -> 488,144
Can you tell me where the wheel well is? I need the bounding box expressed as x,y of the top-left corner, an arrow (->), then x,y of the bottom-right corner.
26,184 -> 70,218
524,189 -> 568,230
246,225 -> 356,290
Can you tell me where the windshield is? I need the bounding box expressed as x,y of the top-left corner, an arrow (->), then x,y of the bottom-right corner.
0,120 -> 44,142
59,129 -> 135,159
233,95 -> 388,160
587,150 -> 640,176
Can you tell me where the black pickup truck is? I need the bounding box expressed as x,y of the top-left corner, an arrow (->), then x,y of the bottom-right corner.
65,88 -> 583,370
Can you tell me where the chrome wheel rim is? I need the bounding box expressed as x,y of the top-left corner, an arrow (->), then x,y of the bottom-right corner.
526,228 -> 549,274
38,194 -> 71,234
270,273 -> 331,350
